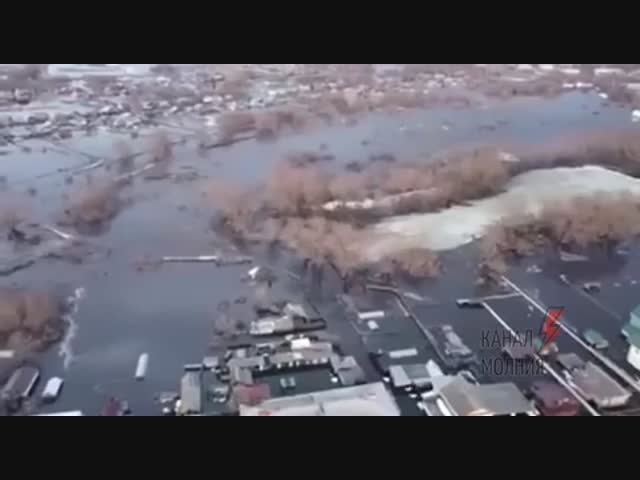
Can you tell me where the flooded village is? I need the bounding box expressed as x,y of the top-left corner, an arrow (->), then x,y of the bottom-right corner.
3,64 -> 640,416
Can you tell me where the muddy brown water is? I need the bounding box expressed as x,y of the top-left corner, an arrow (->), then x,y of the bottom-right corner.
3,90 -> 640,415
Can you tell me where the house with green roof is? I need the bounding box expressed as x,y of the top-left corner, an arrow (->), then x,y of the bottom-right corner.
622,306 -> 640,339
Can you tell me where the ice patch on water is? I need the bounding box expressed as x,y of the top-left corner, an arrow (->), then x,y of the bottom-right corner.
58,287 -> 86,370
365,166 -> 640,258
47,64 -> 159,79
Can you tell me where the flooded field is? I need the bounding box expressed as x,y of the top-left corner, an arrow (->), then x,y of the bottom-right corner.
3,65 -> 640,415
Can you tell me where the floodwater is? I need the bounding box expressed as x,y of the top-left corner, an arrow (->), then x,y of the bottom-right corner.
4,88 -> 640,415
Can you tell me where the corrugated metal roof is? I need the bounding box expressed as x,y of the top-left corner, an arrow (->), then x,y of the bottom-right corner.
440,379 -> 534,416
572,362 -> 631,408
389,363 -> 432,388
530,381 -> 578,408
557,353 -> 587,371
389,365 -> 411,388
180,372 -> 202,414
2,366 -> 40,399
230,365 -> 254,385
240,382 -> 400,417
284,303 -> 308,319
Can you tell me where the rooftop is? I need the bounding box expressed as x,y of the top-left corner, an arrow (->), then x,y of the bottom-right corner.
502,344 -> 536,361
439,378 -> 535,416
330,356 -> 365,387
231,384 -> 271,408
555,353 -> 630,408
239,382 -> 401,416
530,380 -> 580,410
557,353 -> 587,371
389,363 -> 435,389
570,362 -> 631,408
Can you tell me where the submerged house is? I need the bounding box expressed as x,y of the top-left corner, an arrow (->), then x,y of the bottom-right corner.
622,306 -> 640,339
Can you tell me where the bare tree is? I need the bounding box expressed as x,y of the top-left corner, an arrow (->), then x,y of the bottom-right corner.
113,140 -> 134,174
65,181 -> 120,226
380,248 -> 441,279
477,192 -> 640,282
217,111 -> 256,142
0,194 -> 31,232
0,289 -> 61,351
206,181 -> 261,237
213,312 -> 236,338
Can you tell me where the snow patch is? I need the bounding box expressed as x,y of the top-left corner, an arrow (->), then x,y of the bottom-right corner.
365,166 -> 640,258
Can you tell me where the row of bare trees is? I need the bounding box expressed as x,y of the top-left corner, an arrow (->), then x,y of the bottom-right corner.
0,289 -> 62,351
206,134 -> 640,284
479,193 -> 640,281
204,148 -> 514,281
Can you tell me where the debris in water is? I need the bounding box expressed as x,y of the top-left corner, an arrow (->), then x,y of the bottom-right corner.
583,282 -> 602,293
402,291 -> 426,302
245,266 -> 277,284
162,255 -> 252,266
75,159 -> 105,173
157,392 -> 179,405
247,266 -> 261,280
42,225 -> 74,241
617,246 -> 631,256
614,282 -> 622,288
632,110 -> 640,123
559,250 -> 589,263
8,223 -> 42,246
162,255 -> 219,263
527,264 -> 543,274
101,397 -> 130,416
116,162 -> 156,182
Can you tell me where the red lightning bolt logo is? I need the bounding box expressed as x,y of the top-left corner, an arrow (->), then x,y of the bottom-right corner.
540,307 -> 564,351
